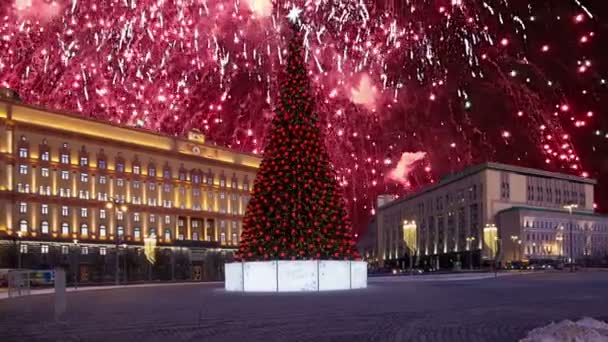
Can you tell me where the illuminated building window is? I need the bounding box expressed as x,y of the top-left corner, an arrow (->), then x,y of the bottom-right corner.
117,226 -> 124,236
59,188 -> 70,197
231,193 -> 237,201
81,246 -> 89,255
133,165 -> 140,175
99,175 -> 107,184
61,223 -> 69,235
98,159 -> 106,169
134,227 -> 141,239
79,190 -> 90,199
61,206 -> 69,216
220,178 -> 226,187
61,245 -> 68,254
116,162 -> 124,173
100,247 -> 107,256
232,233 -> 238,244
193,174 -> 201,184
133,181 -> 140,189
99,209 -> 106,219
179,171 -> 186,181
80,157 -> 88,166
178,219 -> 184,227
19,219 -> 28,232
19,147 -> 28,158
165,215 -> 171,224
97,192 -> 108,201
220,232 -> 226,244
220,192 -> 225,200
134,213 -> 140,222
231,179 -> 237,188
192,220 -> 199,228
207,174 -> 213,185
80,224 -> 89,236
41,204 -> 49,215
41,167 -> 49,177
19,202 -> 27,213
41,151 -> 49,161
20,244 -> 28,254
19,164 -> 28,175
163,184 -> 170,193
39,185 -> 50,195
150,214 -> 156,223
60,154 -> 69,164
117,211 -> 123,220
193,188 -> 200,196
149,182 -> 156,190
163,168 -> 171,179
41,245 -> 49,254
163,200 -> 172,208
41,221 -> 49,234
164,229 -> 171,241
99,225 -> 107,237
61,171 -> 70,180
220,221 -> 226,229
148,167 -> 156,177
80,173 -> 88,183
117,178 -> 124,187
178,234 -> 184,240
149,228 -> 156,237
81,208 -> 88,218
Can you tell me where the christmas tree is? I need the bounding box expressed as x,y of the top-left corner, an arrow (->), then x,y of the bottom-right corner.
237,12 -> 359,262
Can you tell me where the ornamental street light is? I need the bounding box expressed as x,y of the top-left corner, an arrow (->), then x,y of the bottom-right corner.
402,220 -> 417,275
106,197 -> 128,285
16,231 -> 23,269
73,239 -> 79,289
563,204 -> 578,272
510,235 -> 519,261
466,236 -> 476,269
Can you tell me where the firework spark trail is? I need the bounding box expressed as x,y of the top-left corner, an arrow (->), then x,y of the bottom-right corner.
0,0 -> 604,228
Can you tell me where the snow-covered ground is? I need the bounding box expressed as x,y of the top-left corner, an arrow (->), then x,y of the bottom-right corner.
521,317 -> 608,342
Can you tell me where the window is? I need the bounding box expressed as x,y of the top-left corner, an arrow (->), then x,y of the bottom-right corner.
39,244 -> 49,254
61,171 -> 70,180
116,162 -> 124,173
80,173 -> 88,182
150,214 -> 156,223
117,211 -> 124,220
178,234 -> 184,240
98,159 -> 106,169
19,147 -> 28,158
80,157 -> 88,166
99,225 -> 107,237
220,178 -> 225,187
62,206 -> 69,216
134,227 -> 141,239
193,174 -> 200,184
192,220 -> 199,228
178,219 -> 184,227
19,202 -> 27,213
117,226 -> 124,236
163,169 -> 171,179
99,209 -> 106,219
41,151 -> 49,161
40,204 -> 49,215
100,247 -> 107,256
20,244 -> 28,254
117,178 -> 124,187
220,232 -> 226,244
133,165 -> 140,174
41,221 -> 49,234
80,208 -> 88,218
232,233 -> 237,244
149,182 -> 156,190
19,164 -> 28,174
61,153 -> 69,164
80,224 -> 89,236
164,229 -> 171,241
193,188 -> 200,196
134,212 -> 140,222
41,167 -> 49,177
165,215 -> 171,224
99,175 -> 107,184
164,184 -> 171,193
179,172 -> 186,181
133,181 -> 140,189
61,245 -> 69,254
81,246 -> 89,255
148,167 -> 156,177
61,222 -> 69,235
192,232 -> 199,240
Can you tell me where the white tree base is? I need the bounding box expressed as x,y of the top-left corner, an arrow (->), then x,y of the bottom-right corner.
225,260 -> 367,292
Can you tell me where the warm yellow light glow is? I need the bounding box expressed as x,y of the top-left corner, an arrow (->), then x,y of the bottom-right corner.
483,224 -> 498,259
144,235 -> 157,264
402,220 -> 417,255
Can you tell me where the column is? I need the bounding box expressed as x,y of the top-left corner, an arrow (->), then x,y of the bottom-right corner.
186,215 -> 192,240
203,217 -> 208,241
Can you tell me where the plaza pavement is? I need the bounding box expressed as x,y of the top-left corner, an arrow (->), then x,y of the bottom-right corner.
1,271 -> 607,342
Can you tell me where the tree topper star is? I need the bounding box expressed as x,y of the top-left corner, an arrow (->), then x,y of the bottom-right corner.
286,5 -> 302,24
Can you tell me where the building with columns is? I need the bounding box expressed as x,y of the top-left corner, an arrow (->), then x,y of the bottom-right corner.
374,162 -> 608,269
0,97 -> 260,281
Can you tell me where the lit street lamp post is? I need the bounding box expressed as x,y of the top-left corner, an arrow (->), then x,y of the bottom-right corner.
510,235 -> 519,262
106,198 -> 128,285
402,220 -> 417,275
16,231 -> 23,269
466,236 -> 476,269
564,204 -> 578,272
73,239 -> 79,289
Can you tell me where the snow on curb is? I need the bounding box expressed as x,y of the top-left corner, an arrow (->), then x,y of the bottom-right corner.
520,317 -> 608,342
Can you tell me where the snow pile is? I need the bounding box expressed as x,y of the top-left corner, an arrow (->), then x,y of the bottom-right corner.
521,317 -> 608,342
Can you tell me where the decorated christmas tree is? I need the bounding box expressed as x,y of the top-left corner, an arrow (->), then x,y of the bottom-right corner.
237,11 -> 359,262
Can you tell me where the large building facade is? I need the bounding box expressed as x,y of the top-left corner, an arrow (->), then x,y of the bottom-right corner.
374,163 -> 608,269
0,98 -> 260,281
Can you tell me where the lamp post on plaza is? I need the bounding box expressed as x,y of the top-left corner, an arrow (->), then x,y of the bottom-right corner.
73,239 -> 79,289
564,204 -> 578,272
16,231 -> 23,269
106,197 -> 128,285
466,236 -> 476,269
510,235 -> 519,262
402,220 -> 417,275
556,226 -> 564,260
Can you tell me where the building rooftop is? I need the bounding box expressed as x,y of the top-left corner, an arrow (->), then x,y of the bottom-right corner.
0,99 -> 262,170
378,162 -> 596,211
497,206 -> 608,219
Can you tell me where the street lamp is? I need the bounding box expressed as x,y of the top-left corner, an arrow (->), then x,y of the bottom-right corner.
510,235 -> 519,262
466,236 -> 476,269
402,220 -> 417,275
16,231 -> 23,269
106,197 -> 128,285
563,204 -> 578,272
73,239 -> 79,289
